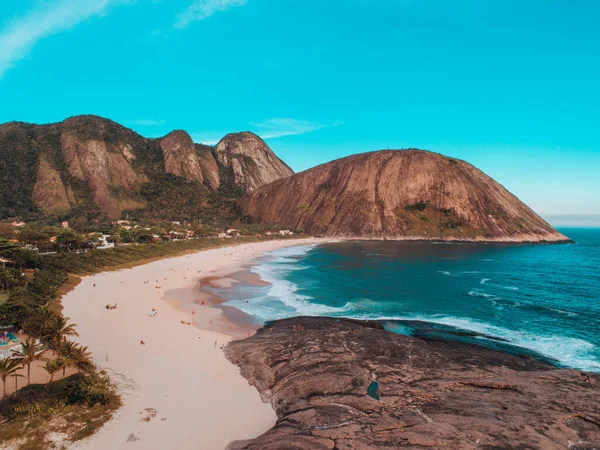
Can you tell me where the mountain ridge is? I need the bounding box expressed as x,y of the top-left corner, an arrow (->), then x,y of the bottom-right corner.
0,115 -> 292,222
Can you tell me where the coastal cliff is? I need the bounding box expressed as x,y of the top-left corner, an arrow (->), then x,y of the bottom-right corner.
226,317 -> 600,450
240,150 -> 569,242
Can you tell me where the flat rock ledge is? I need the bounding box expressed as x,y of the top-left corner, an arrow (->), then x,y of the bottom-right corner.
225,317 -> 600,450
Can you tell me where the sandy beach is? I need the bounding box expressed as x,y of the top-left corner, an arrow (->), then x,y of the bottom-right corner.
61,238 -> 328,450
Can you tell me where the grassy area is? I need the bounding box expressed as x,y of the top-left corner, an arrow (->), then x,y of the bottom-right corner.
0,372 -> 120,450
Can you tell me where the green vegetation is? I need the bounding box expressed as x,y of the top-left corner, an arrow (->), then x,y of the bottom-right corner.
0,372 -> 120,450
393,204 -> 479,239
404,201 -> 428,212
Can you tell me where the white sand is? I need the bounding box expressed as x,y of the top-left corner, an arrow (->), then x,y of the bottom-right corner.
62,238 -> 327,450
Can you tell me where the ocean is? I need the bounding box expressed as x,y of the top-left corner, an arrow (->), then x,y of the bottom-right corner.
215,228 -> 600,373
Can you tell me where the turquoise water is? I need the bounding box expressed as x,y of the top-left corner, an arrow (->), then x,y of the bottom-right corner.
218,228 -> 600,372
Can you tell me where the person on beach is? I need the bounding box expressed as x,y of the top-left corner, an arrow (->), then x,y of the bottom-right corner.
140,340 -> 145,345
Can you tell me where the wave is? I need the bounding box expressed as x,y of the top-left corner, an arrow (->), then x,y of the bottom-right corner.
225,246 -> 354,321
480,278 -> 491,284
350,313 -> 600,372
468,290 -> 497,299
439,271 -> 453,276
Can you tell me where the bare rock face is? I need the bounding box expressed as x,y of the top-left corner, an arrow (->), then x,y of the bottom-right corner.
240,150 -> 568,242
60,127 -> 147,219
195,144 -> 221,190
215,132 -> 293,192
32,157 -> 71,215
160,130 -> 204,183
226,317 -> 600,450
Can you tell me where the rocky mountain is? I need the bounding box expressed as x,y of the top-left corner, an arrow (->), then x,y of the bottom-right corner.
240,150 -> 568,242
0,115 -> 293,221
215,132 -> 293,192
226,317 -> 600,450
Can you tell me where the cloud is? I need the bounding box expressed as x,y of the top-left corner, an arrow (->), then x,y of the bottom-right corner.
250,118 -> 341,139
190,118 -> 341,145
175,0 -> 247,29
126,119 -> 166,126
0,0 -> 130,78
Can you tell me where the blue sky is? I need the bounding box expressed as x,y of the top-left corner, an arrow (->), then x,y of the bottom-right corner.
1,0 -> 599,224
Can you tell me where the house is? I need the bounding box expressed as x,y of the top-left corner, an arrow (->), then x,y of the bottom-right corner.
279,230 -> 294,236
50,236 -> 57,243
227,228 -> 239,236
11,221 -> 25,227
0,257 -> 12,267
217,233 -> 227,238
61,221 -> 69,228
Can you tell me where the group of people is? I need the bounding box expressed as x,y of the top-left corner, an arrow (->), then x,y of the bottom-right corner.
581,373 -> 593,383
105,303 -> 117,310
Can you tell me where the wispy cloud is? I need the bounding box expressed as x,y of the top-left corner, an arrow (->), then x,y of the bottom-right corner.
250,118 -> 341,139
0,0 -> 130,78
191,118 -> 340,145
126,119 -> 166,126
175,0 -> 247,29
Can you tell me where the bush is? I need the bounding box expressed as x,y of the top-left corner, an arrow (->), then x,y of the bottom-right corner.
0,373 -> 117,420
405,202 -> 428,212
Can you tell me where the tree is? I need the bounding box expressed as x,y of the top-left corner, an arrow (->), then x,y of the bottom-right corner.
58,341 -> 78,376
71,344 -> 93,372
43,360 -> 60,383
0,357 -> 22,399
0,267 -> 25,291
56,229 -> 83,252
44,314 -> 79,352
13,338 -> 44,385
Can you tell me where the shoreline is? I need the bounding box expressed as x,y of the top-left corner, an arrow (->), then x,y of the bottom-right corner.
61,238 -> 331,450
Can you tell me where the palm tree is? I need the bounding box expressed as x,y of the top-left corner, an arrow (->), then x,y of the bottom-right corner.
58,341 -> 78,377
45,315 -> 78,353
43,360 -> 60,383
0,357 -> 22,399
12,338 -> 44,385
11,371 -> 24,391
71,345 -> 94,373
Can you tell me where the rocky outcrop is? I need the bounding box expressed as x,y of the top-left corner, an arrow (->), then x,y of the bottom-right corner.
160,131 -> 204,183
226,317 -> 600,450
240,150 -> 569,242
60,128 -> 147,219
195,144 -> 221,190
215,132 -> 293,192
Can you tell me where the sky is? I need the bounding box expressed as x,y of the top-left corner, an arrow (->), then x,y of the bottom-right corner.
0,0 -> 599,225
